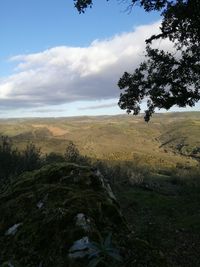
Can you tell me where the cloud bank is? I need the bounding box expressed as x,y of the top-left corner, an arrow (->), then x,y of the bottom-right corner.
0,21 -> 171,111
79,102 -> 117,110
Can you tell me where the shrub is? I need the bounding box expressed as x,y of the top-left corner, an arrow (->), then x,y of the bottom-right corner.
21,143 -> 42,172
45,152 -> 65,164
64,141 -> 80,163
64,140 -> 90,165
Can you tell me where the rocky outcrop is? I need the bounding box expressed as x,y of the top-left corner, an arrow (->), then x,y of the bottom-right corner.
0,163 -> 126,266
0,163 -> 166,267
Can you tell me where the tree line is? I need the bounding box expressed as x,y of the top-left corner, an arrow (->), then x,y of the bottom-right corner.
0,137 -> 88,187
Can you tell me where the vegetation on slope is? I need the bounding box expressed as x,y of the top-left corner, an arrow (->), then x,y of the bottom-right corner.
114,168 -> 200,267
0,113 -> 199,170
0,163 -> 165,267
0,112 -> 200,266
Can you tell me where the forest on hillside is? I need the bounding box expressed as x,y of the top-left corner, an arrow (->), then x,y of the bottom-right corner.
1,113 -> 200,266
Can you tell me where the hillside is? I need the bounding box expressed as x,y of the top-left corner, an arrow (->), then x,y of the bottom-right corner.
0,112 -> 199,171
0,112 -> 200,266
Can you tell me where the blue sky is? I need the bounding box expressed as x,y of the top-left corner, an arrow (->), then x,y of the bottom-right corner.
1,0 -> 158,74
0,0 -> 198,118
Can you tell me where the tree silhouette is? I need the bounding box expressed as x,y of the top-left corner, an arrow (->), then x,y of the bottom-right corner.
74,0 -> 200,121
64,141 -> 80,163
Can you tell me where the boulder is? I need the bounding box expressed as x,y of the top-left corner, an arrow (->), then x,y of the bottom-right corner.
0,163 -> 127,267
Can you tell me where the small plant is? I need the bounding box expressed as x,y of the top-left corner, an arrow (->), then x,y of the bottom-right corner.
64,140 -> 89,165
87,233 -> 123,267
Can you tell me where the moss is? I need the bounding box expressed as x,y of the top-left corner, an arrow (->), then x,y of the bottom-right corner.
0,163 -> 167,266
0,163 -> 126,266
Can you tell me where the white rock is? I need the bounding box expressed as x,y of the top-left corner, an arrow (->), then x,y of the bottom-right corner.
37,201 -> 44,209
95,169 -> 116,201
5,223 -> 23,236
75,213 -> 90,231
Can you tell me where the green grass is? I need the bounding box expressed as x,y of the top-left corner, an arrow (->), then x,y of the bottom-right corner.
115,171 -> 200,267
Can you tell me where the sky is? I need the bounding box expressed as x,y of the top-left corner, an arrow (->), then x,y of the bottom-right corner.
0,0 -> 199,118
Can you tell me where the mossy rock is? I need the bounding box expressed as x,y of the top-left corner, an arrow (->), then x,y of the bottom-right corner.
0,163 -> 167,267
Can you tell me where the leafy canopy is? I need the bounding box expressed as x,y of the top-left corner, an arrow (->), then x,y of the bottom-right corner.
74,0 -> 200,121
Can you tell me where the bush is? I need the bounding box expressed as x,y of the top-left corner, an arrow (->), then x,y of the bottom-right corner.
20,143 -> 42,172
0,136 -> 21,182
45,152 -> 65,164
64,141 -> 80,163
64,140 -> 90,165
0,137 -> 44,189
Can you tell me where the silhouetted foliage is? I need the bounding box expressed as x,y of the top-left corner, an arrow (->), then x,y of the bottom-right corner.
0,136 -> 92,189
0,137 -> 43,187
64,141 -> 80,163
45,152 -> 65,164
74,0 -> 93,13
64,140 -> 90,164
74,0 -> 200,121
0,136 -> 20,180
21,143 -> 42,172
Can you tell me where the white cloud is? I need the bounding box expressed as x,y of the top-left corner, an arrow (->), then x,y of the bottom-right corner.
0,21 -> 171,111
79,102 -> 117,110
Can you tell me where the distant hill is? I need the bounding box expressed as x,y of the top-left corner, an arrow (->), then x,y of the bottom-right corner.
0,112 -> 199,171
